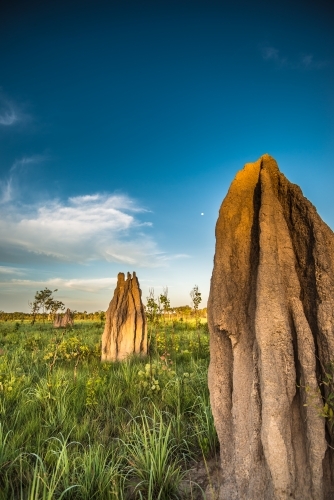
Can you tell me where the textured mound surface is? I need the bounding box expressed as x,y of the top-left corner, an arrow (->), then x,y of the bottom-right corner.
53,308 -> 74,328
208,154 -> 334,499
101,272 -> 147,361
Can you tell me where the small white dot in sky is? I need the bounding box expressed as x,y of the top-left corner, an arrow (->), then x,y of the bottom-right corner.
201,213 -> 204,215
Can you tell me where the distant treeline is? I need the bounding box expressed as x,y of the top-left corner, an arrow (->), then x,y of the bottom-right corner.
0,306 -> 207,322
0,311 -> 106,322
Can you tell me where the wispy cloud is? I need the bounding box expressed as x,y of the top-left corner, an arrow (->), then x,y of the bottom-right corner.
0,94 -> 27,127
0,177 -> 13,204
261,45 -> 287,66
262,46 -> 279,61
0,155 -> 47,204
0,266 -> 25,276
301,54 -> 314,68
0,109 -> 19,126
299,53 -> 329,70
3,277 -> 117,293
155,253 -> 189,262
11,155 -> 46,170
0,192 -> 180,267
260,45 -> 330,70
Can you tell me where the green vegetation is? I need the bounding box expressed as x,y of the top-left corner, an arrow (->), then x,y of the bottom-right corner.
190,286 -> 202,328
304,360 -> 334,438
0,316 -> 217,499
319,361 -> 334,433
28,288 -> 65,324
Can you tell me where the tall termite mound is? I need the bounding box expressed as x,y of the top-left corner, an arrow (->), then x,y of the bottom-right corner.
208,154 -> 334,499
101,272 -> 147,362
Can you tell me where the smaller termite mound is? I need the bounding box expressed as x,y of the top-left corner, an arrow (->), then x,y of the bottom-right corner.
101,272 -> 147,362
53,308 -> 74,328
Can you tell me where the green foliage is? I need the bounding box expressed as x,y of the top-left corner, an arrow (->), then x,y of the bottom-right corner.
190,285 -> 202,312
190,285 -> 202,330
85,374 -> 106,408
159,287 -> 171,321
29,288 -> 65,324
98,311 -> 105,325
301,360 -> 334,443
319,362 -> 334,434
173,305 -> 192,317
57,336 -> 90,361
0,318 -> 216,499
146,288 -> 160,324
123,409 -> 184,499
137,361 -> 176,394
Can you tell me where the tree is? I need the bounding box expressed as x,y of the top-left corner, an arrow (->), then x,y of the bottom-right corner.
174,305 -> 192,318
190,285 -> 202,326
146,288 -> 159,324
159,287 -> 171,321
49,300 -> 66,318
29,288 -> 65,324
99,310 -> 105,325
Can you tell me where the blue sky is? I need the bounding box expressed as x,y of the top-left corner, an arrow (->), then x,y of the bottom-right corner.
0,0 -> 333,312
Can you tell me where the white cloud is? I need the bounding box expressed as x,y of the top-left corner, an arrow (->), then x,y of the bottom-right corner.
5,277 -> 117,293
68,193 -> 148,213
22,195 -> 135,237
0,192 -> 181,267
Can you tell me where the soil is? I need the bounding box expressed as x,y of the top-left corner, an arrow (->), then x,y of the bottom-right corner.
179,455 -> 222,499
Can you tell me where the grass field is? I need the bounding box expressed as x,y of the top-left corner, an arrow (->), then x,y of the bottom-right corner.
0,318 -> 218,499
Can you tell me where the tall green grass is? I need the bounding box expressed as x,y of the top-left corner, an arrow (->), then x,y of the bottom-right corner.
0,319 -> 217,499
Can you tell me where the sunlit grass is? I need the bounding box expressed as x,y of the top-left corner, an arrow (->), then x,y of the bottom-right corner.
0,319 -> 217,499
